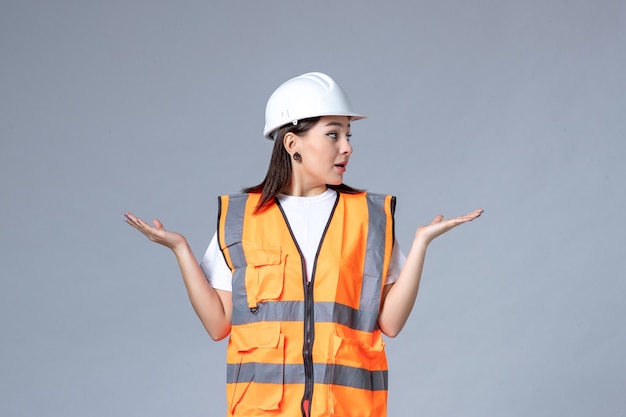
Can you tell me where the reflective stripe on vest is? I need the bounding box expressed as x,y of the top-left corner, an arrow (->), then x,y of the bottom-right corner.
227,362 -> 388,390
217,191 -> 395,417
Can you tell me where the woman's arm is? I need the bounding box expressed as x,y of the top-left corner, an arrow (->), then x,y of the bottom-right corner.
378,209 -> 483,338
125,212 -> 232,341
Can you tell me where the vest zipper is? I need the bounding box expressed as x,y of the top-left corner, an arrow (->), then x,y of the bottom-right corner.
275,193 -> 340,417
302,280 -> 314,417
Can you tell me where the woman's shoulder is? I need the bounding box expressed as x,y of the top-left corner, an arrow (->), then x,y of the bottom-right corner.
217,192 -> 264,208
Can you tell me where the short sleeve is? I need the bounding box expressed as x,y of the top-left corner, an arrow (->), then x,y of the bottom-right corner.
200,232 -> 233,292
384,238 -> 406,285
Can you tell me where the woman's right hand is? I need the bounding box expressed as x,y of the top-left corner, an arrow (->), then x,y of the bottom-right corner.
124,212 -> 187,251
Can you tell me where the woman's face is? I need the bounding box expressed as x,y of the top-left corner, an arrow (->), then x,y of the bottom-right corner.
288,115 -> 353,195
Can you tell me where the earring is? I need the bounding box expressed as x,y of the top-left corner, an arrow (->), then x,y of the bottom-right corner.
293,152 -> 301,161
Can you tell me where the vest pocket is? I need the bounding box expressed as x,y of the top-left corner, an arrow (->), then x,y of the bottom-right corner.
229,323 -> 285,416
328,332 -> 388,416
246,246 -> 285,306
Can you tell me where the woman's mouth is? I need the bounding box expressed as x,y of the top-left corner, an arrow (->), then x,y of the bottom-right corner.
334,162 -> 347,173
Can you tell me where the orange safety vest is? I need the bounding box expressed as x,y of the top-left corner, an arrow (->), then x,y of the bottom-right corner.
217,191 -> 396,417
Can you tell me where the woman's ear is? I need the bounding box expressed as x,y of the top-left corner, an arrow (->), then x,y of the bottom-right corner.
283,131 -> 299,155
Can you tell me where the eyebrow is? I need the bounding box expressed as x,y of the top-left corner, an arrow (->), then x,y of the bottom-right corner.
324,121 -> 350,128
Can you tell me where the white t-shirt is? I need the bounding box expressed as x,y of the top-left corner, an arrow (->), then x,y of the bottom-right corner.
201,189 -> 406,291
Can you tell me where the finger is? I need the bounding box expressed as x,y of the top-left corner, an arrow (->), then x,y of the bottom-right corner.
454,209 -> 484,223
463,208 -> 484,220
125,213 -> 152,233
153,218 -> 165,229
124,212 -> 144,224
431,214 -> 444,224
124,212 -> 141,228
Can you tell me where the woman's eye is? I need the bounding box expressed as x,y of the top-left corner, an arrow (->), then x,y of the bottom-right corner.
328,132 -> 351,140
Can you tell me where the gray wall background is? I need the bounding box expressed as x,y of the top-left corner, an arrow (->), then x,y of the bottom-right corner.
1,1 -> 624,416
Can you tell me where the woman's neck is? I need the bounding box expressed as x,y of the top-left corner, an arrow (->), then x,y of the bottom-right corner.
283,182 -> 328,197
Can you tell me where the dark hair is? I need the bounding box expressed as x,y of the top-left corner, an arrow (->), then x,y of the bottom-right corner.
243,117 -> 363,212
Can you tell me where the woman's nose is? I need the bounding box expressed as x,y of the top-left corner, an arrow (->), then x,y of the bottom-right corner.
341,137 -> 353,154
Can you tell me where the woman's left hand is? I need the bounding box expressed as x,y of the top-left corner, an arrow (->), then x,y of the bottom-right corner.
415,208 -> 484,245
124,212 -> 187,252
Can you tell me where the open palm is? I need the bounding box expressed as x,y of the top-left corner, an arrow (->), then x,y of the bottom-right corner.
124,212 -> 186,250
416,208 -> 484,244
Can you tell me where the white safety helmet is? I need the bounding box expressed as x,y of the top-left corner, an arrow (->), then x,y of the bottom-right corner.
263,72 -> 366,140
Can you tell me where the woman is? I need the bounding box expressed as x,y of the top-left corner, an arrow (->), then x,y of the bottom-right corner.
125,72 -> 482,417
